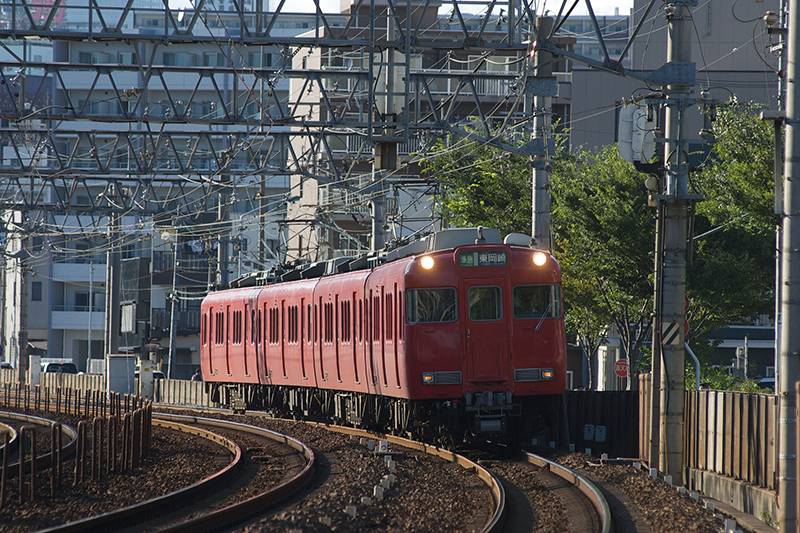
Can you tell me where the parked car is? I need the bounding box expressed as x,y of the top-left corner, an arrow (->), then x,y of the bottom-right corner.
135,370 -> 166,380
41,361 -> 78,374
0,362 -> 12,369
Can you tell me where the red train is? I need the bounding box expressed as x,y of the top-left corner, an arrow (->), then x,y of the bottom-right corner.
200,227 -> 566,445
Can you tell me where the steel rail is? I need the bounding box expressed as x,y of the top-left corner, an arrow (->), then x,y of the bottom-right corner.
0,411 -> 78,474
151,413 -> 316,532
39,414 -> 315,533
524,452 -> 611,533
0,421 -> 19,453
38,417 -> 242,533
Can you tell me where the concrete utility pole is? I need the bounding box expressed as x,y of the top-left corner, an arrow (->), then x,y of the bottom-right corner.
531,16 -> 554,251
104,213 -> 121,366
88,262 -> 93,361
167,242 -> 179,379
779,0 -> 800,528
656,1 -> 693,483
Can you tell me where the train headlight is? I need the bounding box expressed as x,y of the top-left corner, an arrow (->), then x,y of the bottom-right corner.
541,368 -> 554,380
422,372 -> 435,384
420,256 -> 435,270
532,252 -> 548,266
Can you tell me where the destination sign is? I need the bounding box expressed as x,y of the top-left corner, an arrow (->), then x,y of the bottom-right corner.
458,250 -> 508,267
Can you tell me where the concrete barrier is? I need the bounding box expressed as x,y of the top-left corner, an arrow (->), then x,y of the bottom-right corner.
154,379 -> 214,408
686,468 -> 777,527
0,368 -> 18,384
41,373 -> 105,392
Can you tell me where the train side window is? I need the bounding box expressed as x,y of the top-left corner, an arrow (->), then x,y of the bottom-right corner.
251,309 -> 257,344
358,299 -> 363,342
385,294 -> 393,339
468,286 -> 502,321
307,304 -> 312,343
512,284 -> 561,319
406,288 -> 457,323
397,291 -> 403,340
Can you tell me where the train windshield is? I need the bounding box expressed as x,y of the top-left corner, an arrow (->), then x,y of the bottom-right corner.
468,286 -> 502,321
406,288 -> 457,323
512,284 -> 562,319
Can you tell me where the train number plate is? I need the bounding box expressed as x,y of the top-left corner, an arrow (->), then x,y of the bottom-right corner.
459,250 -> 508,267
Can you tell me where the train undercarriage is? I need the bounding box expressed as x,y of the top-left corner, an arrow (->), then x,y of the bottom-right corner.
206,382 -> 561,448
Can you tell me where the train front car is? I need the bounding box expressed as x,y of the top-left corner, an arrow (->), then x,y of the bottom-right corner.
404,228 -> 566,445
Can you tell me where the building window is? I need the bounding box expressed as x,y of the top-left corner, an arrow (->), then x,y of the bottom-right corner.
31,281 -> 42,301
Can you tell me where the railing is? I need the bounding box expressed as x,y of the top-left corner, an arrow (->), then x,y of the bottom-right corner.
52,305 -> 106,312
328,133 -> 422,156
151,308 -> 201,330
53,252 -> 106,264
152,251 -> 210,273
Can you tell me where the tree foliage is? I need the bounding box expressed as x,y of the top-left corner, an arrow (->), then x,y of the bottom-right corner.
551,146 -> 654,384
687,102 -> 776,349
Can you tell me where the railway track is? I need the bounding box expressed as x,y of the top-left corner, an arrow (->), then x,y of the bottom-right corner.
36,414 -> 314,532
1,392 -> 614,533
0,411 -> 78,478
479,452 -> 610,533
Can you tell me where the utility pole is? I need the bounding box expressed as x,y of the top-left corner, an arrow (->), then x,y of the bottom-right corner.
104,213 -> 121,369
167,241 -> 178,379
88,262 -> 93,362
655,1 -> 694,483
370,3 -> 401,253
531,16 -> 554,251
16,224 -> 29,382
779,0 -> 800,528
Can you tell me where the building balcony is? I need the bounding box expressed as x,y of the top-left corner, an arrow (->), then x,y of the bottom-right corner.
151,308 -> 201,334
51,306 -> 105,330
52,262 -> 107,283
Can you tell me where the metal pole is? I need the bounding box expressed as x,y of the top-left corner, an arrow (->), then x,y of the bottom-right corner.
167,244 -> 178,380
779,0 -> 800,528
658,2 -> 693,483
104,214 -> 121,367
88,262 -> 93,365
16,225 -> 28,382
532,16 -> 553,251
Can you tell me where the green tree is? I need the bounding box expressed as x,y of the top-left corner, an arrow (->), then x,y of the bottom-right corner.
686,101 -> 776,367
422,137 -> 531,235
551,146 -> 654,387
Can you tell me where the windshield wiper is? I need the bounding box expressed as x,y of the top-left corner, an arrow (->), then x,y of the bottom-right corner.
534,301 -> 553,333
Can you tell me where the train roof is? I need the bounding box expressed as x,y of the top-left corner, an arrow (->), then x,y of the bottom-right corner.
227,227 -> 539,289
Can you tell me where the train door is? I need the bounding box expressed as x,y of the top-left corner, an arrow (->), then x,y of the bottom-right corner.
225,305 -> 232,376
335,294 -> 341,382
461,277 -> 509,381
300,298 -> 306,379
257,304 -> 267,383
261,302 -> 272,383
281,300 -> 287,378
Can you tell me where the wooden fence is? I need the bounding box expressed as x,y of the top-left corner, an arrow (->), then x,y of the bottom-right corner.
685,389 -> 777,490
639,374 -> 777,490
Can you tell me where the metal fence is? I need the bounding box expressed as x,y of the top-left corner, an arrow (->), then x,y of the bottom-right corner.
562,390 -> 640,459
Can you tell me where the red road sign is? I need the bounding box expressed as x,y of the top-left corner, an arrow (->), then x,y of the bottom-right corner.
614,359 -> 629,378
